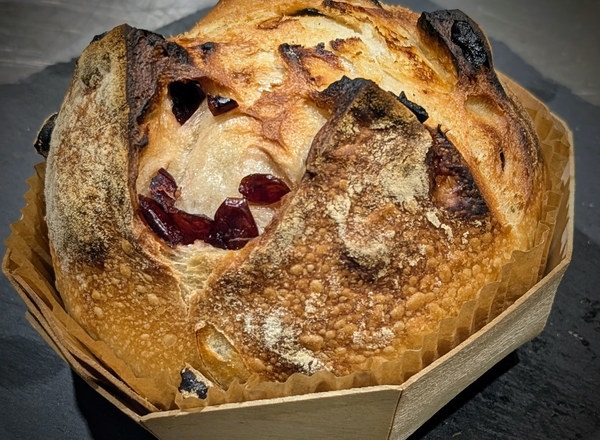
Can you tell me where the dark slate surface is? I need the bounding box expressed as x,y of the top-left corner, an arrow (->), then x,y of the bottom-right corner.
1,2 -> 599,439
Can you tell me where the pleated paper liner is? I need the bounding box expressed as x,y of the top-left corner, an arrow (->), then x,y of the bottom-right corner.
3,74 -> 572,415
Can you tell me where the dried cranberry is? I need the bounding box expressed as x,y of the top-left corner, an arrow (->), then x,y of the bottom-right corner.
208,198 -> 259,250
138,195 -> 184,246
150,168 -> 179,210
169,80 -> 205,124
139,194 -> 215,247
171,210 -> 213,245
207,94 -> 238,116
427,126 -> 489,218
140,170 -> 263,250
239,174 -> 291,205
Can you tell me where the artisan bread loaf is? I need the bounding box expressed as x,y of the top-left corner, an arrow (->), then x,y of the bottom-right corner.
39,0 -> 545,408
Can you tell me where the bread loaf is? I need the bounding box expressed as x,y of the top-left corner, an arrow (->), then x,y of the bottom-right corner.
38,0 -> 545,408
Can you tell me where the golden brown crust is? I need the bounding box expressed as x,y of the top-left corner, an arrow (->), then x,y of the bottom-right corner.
43,1 -> 545,407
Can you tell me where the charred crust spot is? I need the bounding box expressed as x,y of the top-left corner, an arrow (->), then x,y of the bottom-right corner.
198,41 -> 217,54
417,10 -> 495,82
291,7 -> 324,17
315,42 -> 327,55
316,76 -> 372,114
34,112 -> 58,158
137,135 -> 149,149
179,368 -> 209,399
146,32 -> 191,63
315,76 -> 402,130
323,0 -> 354,15
91,31 -> 108,43
124,26 -> 195,149
323,1 -> 344,10
329,36 -> 362,53
278,42 -> 341,82
427,126 -> 489,218
330,38 -> 345,51
323,0 -> 381,14
309,76 -> 370,166
397,91 -> 429,123
499,149 -> 506,171
450,20 -> 490,70
350,97 -> 391,126
279,43 -> 302,66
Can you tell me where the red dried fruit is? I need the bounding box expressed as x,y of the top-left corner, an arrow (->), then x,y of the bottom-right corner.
150,168 -> 179,210
239,173 -> 291,205
169,80 -> 205,124
208,198 -> 259,250
172,210 -> 213,245
138,195 -> 184,246
207,94 -> 239,116
140,169 -> 264,250
427,126 -> 488,218
139,194 -> 215,247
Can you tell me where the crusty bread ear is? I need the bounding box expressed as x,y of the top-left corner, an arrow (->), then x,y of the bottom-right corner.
191,76 -> 436,382
45,25 -> 205,407
41,1 -> 545,409
417,9 -> 544,238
